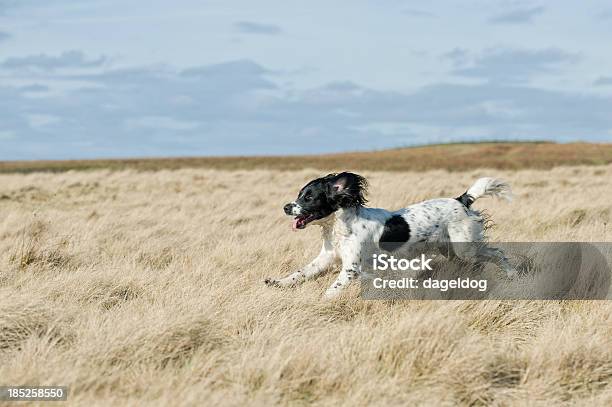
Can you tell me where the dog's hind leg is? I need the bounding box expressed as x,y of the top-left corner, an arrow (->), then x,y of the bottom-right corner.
474,245 -> 516,278
446,219 -> 516,278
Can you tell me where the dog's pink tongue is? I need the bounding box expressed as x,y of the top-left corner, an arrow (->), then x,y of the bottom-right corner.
292,218 -> 300,231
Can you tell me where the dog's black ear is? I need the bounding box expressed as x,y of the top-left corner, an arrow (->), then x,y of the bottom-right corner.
328,172 -> 368,207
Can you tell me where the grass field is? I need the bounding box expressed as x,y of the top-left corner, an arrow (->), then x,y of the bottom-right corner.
1,145 -> 612,405
3,142 -> 612,174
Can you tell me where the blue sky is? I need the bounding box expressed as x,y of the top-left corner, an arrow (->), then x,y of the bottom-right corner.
1,0 -> 612,160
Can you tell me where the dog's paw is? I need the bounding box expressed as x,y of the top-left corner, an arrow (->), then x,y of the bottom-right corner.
324,285 -> 342,299
264,278 -> 280,287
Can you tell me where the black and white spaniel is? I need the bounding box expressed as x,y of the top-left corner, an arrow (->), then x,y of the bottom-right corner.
265,172 -> 514,298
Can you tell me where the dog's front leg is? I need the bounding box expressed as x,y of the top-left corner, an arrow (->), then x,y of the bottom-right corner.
265,241 -> 336,288
324,239 -> 361,298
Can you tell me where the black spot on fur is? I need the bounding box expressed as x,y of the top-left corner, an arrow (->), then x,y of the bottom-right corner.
456,192 -> 475,208
379,215 -> 410,251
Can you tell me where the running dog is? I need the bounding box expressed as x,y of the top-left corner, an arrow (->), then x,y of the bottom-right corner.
265,172 -> 514,298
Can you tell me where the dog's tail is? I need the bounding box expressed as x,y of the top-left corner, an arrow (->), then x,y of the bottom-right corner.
456,177 -> 513,208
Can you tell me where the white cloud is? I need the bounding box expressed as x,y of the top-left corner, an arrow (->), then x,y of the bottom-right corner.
2,54 -> 612,160
594,76 -> 612,86
489,6 -> 545,24
1,50 -> 106,71
125,116 -> 201,131
402,8 -> 435,18
0,130 -> 16,140
234,21 -> 282,35
26,113 -> 61,129
448,48 -> 579,84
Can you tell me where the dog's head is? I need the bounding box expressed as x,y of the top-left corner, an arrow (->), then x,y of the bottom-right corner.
283,172 -> 368,230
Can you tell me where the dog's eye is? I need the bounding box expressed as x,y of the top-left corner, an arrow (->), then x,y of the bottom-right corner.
304,193 -> 313,202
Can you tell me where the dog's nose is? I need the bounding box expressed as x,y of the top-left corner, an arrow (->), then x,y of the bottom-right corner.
283,203 -> 294,215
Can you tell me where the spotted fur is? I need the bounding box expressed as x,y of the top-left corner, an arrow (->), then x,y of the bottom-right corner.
266,174 -> 515,298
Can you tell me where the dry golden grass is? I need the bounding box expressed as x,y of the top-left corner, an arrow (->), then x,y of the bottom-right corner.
3,142 -> 612,174
1,164 -> 612,406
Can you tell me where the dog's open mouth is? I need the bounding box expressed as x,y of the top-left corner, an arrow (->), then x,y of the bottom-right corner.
292,214 -> 316,230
